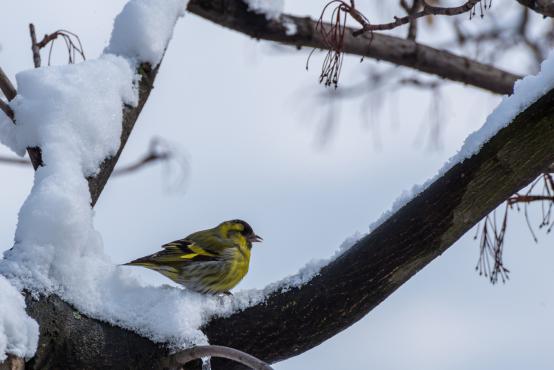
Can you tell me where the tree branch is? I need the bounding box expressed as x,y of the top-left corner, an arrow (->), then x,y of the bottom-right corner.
186,0 -> 520,95
29,24 -> 42,69
517,0 -> 554,17
0,156 -> 29,165
167,345 -> 273,370
400,0 -> 422,41
0,100 -> 14,121
0,138 -> 174,177
0,67 -> 17,101
0,355 -> 24,370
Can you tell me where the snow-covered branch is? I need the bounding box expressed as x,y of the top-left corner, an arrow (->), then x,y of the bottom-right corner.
3,0 -> 554,369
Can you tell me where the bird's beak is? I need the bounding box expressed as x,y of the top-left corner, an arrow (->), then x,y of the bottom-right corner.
249,234 -> 263,243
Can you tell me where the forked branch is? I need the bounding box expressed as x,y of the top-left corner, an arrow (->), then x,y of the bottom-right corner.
29,23 -> 86,68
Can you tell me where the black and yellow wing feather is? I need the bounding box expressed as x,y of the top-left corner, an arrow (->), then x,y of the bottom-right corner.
125,238 -> 222,266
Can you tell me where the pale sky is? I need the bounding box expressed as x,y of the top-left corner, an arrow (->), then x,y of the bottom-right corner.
1,1 -> 553,369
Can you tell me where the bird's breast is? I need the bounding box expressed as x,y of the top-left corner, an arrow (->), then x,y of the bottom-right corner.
220,246 -> 250,289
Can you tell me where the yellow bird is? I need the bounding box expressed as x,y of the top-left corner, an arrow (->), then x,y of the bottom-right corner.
123,220 -> 262,294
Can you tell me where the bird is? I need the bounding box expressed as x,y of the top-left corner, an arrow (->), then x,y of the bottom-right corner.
123,219 -> 262,294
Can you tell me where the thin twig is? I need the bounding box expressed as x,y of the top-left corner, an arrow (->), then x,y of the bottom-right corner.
475,172 -> 554,283
0,67 -> 16,123
351,0 -> 492,36
0,139 -> 176,177
0,100 -> 14,121
0,67 -> 17,101
0,156 -> 30,165
401,0 -> 422,40
29,24 -> 85,68
167,345 -> 273,370
29,23 -> 41,68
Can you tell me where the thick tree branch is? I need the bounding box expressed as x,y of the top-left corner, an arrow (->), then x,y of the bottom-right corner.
517,0 -> 554,17
21,79 -> 554,369
187,0 -> 520,95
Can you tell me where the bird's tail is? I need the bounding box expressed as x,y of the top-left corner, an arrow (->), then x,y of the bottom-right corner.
122,257 -> 180,283
121,256 -> 156,267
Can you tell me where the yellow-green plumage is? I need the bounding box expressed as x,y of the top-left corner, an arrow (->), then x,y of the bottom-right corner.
124,220 -> 262,294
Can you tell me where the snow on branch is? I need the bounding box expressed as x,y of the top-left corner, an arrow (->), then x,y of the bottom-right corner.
0,0 -> 189,362
105,0 -> 186,65
244,0 -> 284,20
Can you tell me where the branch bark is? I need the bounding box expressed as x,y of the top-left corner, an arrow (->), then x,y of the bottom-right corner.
0,355 -> 24,370
22,72 -> 554,369
187,0 -> 520,95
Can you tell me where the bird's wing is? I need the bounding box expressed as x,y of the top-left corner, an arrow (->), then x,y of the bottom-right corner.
184,230 -> 238,252
126,229 -> 239,267
157,238 -> 223,263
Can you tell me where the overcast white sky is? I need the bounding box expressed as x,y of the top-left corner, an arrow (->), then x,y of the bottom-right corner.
1,1 -> 553,369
